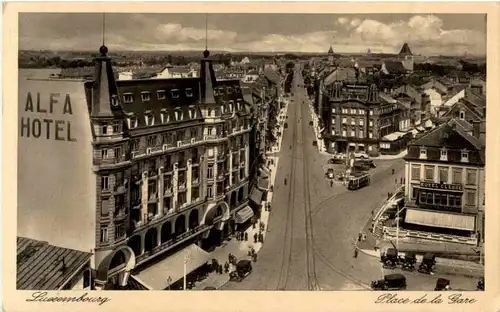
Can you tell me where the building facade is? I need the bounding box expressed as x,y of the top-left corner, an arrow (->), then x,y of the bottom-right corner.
319,82 -> 411,155
45,46 -> 257,290
402,119 -> 485,245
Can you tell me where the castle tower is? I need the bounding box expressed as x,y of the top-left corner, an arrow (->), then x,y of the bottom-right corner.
399,43 -> 414,72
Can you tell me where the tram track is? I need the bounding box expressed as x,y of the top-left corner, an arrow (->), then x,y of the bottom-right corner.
275,71 -> 298,291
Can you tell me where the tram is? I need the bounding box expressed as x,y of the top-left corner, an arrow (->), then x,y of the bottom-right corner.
346,172 -> 371,190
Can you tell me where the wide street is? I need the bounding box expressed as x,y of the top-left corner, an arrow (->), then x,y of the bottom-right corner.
222,63 -> 406,290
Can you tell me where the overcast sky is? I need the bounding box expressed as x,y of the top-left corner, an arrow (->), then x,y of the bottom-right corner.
19,13 -> 486,56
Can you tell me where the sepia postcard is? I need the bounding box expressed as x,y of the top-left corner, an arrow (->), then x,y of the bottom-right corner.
2,2 -> 500,312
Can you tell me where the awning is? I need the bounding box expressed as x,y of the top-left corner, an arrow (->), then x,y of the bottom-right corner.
249,187 -> 264,205
257,177 -> 270,191
203,203 -> 218,226
235,206 -> 254,224
131,244 -> 210,290
404,209 -> 475,231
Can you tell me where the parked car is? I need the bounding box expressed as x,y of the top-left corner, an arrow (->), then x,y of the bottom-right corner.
354,152 -> 370,159
371,274 -> 407,290
326,168 -> 335,179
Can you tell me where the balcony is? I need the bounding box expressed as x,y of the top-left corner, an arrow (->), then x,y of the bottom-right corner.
135,225 -> 210,265
216,174 -> 225,182
98,155 -> 130,168
178,182 -> 187,191
148,193 -> 158,203
217,155 -> 227,162
164,187 -> 173,196
114,207 -> 128,221
113,184 -> 127,195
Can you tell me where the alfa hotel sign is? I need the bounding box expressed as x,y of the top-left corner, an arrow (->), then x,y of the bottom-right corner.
419,182 -> 463,191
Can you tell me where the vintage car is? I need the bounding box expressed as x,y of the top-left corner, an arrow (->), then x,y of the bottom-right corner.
400,251 -> 417,271
418,253 -> 436,274
325,168 -> 335,179
381,248 -> 399,268
434,278 -> 451,291
371,274 -> 407,291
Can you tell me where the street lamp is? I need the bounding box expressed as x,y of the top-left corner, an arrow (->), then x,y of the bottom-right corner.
395,205 -> 407,250
183,251 -> 192,290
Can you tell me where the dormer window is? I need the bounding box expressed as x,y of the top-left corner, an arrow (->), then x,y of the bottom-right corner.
160,110 -> 169,124
111,95 -> 119,107
189,108 -> 195,119
440,148 -> 448,161
157,90 -> 166,100
128,116 -> 138,129
171,89 -> 180,99
185,88 -> 193,98
141,92 -> 151,102
213,89 -> 219,97
102,123 -> 108,135
145,111 -> 154,126
419,146 -> 427,159
461,149 -> 469,162
174,108 -> 180,121
459,110 -> 465,120
229,101 -> 234,112
207,108 -> 212,117
221,105 -> 225,114
235,87 -> 242,94
123,93 -> 134,103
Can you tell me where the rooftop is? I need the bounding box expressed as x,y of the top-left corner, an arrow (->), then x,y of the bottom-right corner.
17,237 -> 92,290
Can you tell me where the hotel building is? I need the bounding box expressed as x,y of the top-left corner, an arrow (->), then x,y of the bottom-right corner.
18,46 -> 258,290
401,119 -> 485,245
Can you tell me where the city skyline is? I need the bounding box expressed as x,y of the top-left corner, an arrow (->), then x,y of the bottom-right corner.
19,13 -> 486,56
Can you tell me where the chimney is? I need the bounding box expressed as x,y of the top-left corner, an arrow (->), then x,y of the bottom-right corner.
472,121 -> 481,139
200,49 -> 216,104
91,45 -> 118,118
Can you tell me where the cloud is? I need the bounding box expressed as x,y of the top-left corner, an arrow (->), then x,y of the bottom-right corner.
19,14 -> 485,56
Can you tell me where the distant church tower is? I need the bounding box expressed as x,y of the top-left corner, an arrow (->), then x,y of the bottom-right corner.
328,46 -> 334,66
399,42 -> 414,72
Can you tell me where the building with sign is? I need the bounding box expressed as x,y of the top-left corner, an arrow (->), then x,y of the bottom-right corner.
18,46 -> 259,290
401,118 -> 485,244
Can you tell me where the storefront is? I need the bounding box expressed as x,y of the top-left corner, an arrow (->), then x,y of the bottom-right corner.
403,208 -> 475,237
234,206 -> 255,231
379,131 -> 412,155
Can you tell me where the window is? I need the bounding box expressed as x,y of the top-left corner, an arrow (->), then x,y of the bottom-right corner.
141,92 -> 151,102
466,170 -> 477,185
124,94 -> 134,103
131,139 -> 140,151
351,130 -> 355,137
129,117 -> 138,129
369,109 -> 373,116
190,108 -> 195,119
207,109 -> 212,117
332,108 -> 336,114
332,129 -> 336,135
369,131 -> 373,138
420,147 -> 427,159
459,111 -> 465,120
359,119 -> 364,126
461,150 -> 469,162
114,146 -> 122,159
157,90 -> 166,100
100,227 -> 108,243
192,187 -> 199,201
450,194 -> 462,207
359,109 -> 365,115
439,167 -> 449,183
452,169 -> 462,184
342,130 -> 347,137
101,176 -> 109,190
101,149 -> 108,159
207,186 -> 213,198
466,191 -> 476,206
440,148 -> 448,161
411,187 -> 417,199
207,165 -> 214,178
207,147 -> 214,158
185,88 -> 193,97
147,136 -> 156,147
411,165 -> 421,180
145,114 -> 154,126
342,117 -> 347,124
102,124 -> 108,135
115,224 -> 125,239
351,108 -> 356,114
171,89 -> 180,99
112,121 -> 121,133
101,199 -> 109,216
161,112 -> 169,124
359,131 -> 363,138
332,118 -> 336,125
369,120 -> 373,127
111,95 -> 119,107
424,166 -> 434,181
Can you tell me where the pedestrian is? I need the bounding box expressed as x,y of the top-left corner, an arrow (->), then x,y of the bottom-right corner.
353,249 -> 358,258
259,233 -> 264,243
254,233 -> 258,243
228,253 -> 232,263
252,222 -> 256,229
244,232 -> 248,241
330,180 -> 333,187
358,233 -> 362,242
224,262 -> 229,273
400,177 -> 403,184
395,178 -> 397,184
253,253 -> 258,263
392,168 -> 395,175
362,232 -> 366,242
